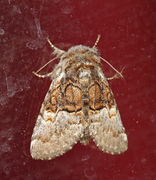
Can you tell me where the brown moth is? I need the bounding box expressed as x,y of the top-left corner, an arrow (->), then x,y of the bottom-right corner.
30,35 -> 128,160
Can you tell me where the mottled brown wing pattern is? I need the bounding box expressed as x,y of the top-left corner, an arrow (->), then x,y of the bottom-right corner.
89,71 -> 128,154
30,76 -> 85,160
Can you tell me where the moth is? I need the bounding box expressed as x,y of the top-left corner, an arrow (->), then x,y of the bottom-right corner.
30,35 -> 128,160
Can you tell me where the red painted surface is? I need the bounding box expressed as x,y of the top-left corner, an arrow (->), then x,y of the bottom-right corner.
0,0 -> 156,179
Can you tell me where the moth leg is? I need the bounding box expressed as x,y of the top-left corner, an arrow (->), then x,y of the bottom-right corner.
107,67 -> 125,81
107,73 -> 121,80
32,71 -> 54,78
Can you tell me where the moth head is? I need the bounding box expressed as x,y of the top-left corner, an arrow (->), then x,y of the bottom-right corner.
61,45 -> 100,64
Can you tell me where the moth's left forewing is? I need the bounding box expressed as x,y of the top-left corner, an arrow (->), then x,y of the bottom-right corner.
89,70 -> 128,155
30,70 -> 85,160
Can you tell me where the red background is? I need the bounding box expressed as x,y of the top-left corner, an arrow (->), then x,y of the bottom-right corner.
0,0 -> 156,179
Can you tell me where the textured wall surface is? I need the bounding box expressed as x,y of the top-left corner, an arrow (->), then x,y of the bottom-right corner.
0,0 -> 156,179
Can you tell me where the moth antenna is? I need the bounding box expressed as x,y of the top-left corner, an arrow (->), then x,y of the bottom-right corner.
93,34 -> 101,48
100,57 -> 124,79
46,37 -> 65,55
